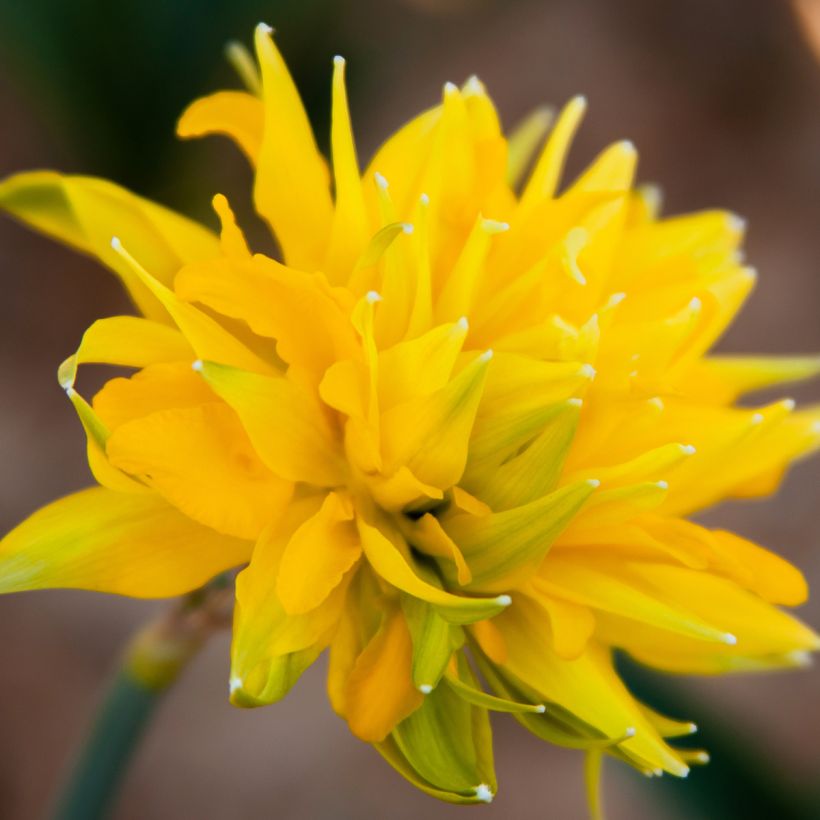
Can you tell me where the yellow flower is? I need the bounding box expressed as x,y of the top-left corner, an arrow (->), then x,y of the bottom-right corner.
2,24 -> 819,805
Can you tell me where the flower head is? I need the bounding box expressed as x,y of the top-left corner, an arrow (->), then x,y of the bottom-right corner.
2,24 -> 819,804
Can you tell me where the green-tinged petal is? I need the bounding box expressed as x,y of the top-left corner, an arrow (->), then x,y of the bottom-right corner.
357,519 -> 511,625
391,654 -> 496,800
380,350 -> 492,488
0,487 -> 250,596
443,672 -> 546,714
375,736 -> 492,805
230,506 -> 349,707
57,316 -> 194,390
471,398 -> 581,509
0,171 -> 219,322
401,595 -> 463,692
65,387 -> 147,493
444,480 -> 598,591
109,238 -> 274,375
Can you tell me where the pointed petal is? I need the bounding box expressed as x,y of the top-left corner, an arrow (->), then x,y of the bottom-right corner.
357,519 -> 509,624
0,487 -> 250,596
253,25 -> 333,268
444,480 -> 598,591
0,172 -> 220,322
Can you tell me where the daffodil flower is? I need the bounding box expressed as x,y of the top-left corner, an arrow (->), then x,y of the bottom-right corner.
2,24 -> 818,808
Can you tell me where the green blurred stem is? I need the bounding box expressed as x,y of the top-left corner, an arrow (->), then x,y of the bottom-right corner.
52,576 -> 232,820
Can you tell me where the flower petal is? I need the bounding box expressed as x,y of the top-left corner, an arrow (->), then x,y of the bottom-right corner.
107,403 -> 292,539
276,493 -> 361,615
0,171 -> 219,322
0,487 -> 250,596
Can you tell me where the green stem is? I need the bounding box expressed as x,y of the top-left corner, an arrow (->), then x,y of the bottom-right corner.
52,578 -> 233,820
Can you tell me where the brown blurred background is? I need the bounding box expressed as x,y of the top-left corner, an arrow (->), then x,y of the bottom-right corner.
1,0 -> 819,817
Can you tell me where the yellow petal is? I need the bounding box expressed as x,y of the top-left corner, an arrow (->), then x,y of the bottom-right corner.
107,403 -> 292,539
380,350 -> 492,488
0,171 -> 220,322
194,361 -> 345,486
506,106 -> 553,189
0,487 -> 250,596
253,25 -> 333,268
711,529 -> 808,606
177,90 -> 264,163
175,254 -> 358,376
57,316 -> 194,391
276,493 -> 361,614
93,362 -> 216,431
325,56 -> 370,281
110,238 -> 274,375
345,605 -> 424,742
357,519 -> 509,624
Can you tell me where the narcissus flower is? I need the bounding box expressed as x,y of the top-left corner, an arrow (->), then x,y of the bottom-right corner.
2,24 -> 819,806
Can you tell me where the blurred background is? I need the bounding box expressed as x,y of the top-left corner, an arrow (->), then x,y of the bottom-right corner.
1,0 -> 819,817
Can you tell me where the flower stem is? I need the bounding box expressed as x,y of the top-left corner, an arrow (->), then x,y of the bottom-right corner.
52,577 -> 233,820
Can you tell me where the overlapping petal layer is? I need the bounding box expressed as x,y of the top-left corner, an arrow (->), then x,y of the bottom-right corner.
1,26 -> 818,805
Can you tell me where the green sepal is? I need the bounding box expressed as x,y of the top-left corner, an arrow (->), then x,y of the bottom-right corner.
401,594 -> 464,691
389,654 -> 496,798
230,645 -> 321,708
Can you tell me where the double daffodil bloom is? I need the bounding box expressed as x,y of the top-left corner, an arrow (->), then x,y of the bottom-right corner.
1,25 -> 819,805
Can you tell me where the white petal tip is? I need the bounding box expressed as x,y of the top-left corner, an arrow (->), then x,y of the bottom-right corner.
567,397 -> 583,408
586,479 -> 601,488
443,81 -> 458,95
681,444 -> 697,455
535,704 -> 546,714
191,359 -> 204,372
419,192 -> 430,205
608,291 -> 627,306
481,218 -> 510,234
728,213 -> 747,232
688,296 -> 702,311
783,398 -> 796,411
229,676 -> 243,693
374,172 -> 389,190
648,397 -> 665,410
401,223 -> 414,235
333,55 -> 345,67
687,722 -> 698,734
620,140 -> 637,155
365,290 -> 382,304
723,632 -> 738,646
495,594 -> 512,607
479,349 -> 494,363
256,22 -> 273,35
418,684 -> 433,695
64,386 -> 77,398
456,316 -> 470,332
110,236 -> 122,250
751,412 -> 764,425
474,784 -> 494,803
463,75 -> 484,95
580,363 -> 596,379
656,480 -> 669,490
624,727 -> 637,738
